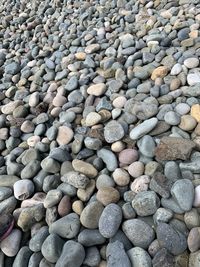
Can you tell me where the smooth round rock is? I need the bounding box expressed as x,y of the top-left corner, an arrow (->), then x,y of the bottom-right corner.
187,227 -> 200,253
96,187 -> 120,206
14,179 -> 34,200
164,111 -> 181,126
128,161 -> 144,178
55,240 -> 85,267
0,229 -> 22,257
179,115 -> 197,131
56,126 -> 74,145
119,149 -> 138,166
106,241 -> 131,267
122,219 -> 155,249
130,118 -> 158,140
104,120 -> 125,143
132,190 -> 160,216
80,201 -> 104,229
112,168 -> 130,186
171,179 -> 194,212
184,58 -> 199,69
99,204 -> 122,238
127,247 -> 152,267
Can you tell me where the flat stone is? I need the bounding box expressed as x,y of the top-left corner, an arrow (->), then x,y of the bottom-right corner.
155,137 -> 196,161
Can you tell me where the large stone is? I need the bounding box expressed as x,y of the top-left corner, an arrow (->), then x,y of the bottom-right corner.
155,137 -> 196,161
106,241 -> 131,267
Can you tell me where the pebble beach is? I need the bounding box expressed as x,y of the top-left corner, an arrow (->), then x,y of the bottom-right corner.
1,0 -> 200,266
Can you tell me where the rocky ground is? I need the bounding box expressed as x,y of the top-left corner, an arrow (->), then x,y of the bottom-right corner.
1,0 -> 200,266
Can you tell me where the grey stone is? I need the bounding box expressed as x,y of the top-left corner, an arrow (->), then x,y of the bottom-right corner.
41,234 -> 64,263
44,189 -> 62,208
153,208 -> 174,226
29,226 -> 49,252
106,241 -> 131,267
156,223 -> 187,255
0,175 -> 20,187
49,147 -> 72,162
161,197 -> 185,214
12,246 -> 32,267
104,120 -> 125,143
132,191 -> 160,216
61,171 -> 89,189
122,219 -> 155,249
152,248 -> 174,267
97,148 -> 118,172
78,229 -> 106,247
55,240 -> 85,267
110,230 -> 132,251
83,246 -> 101,267
5,62 -> 21,75
149,172 -> 171,199
0,187 -> 12,201
164,161 -> 182,182
137,135 -> 156,158
99,204 -> 122,238
41,158 -> 60,174
130,118 -> 158,140
28,252 -> 43,267
127,247 -> 152,267
170,179 -> 194,212
49,213 -> 80,239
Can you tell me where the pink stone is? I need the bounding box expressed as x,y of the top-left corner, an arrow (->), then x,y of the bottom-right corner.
193,185 -> 200,207
118,149 -> 138,166
53,94 -> 67,107
128,161 -> 144,178
58,195 -> 71,217
130,175 -> 150,193
187,227 -> 200,252
56,126 -> 74,145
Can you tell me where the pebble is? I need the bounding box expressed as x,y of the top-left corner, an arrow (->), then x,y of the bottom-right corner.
80,201 -> 104,229
43,189 -> 62,208
13,179 -> 34,200
87,83 -> 106,96
72,159 -> 98,178
193,185 -> 200,207
97,149 -> 118,171
171,179 -> 194,212
127,247 -> 152,267
137,135 -> 156,158
156,223 -> 187,255
12,246 -> 32,267
171,63 -> 182,75
191,104 -> 200,122
41,234 -> 64,263
187,227 -> 200,252
85,112 -> 102,127
61,171 -> 89,189
104,120 -> 125,143
106,241 -> 131,267
184,58 -> 199,69
1,229 -> 22,257
83,246 -> 101,267
118,149 -> 138,166
130,118 -> 158,140
96,187 -> 120,206
131,175 -> 150,193
179,115 -> 197,131
112,168 -> 130,186
164,111 -> 181,126
41,158 -> 60,174
55,240 -> 85,267
56,126 -> 74,145
151,66 -> 169,80
78,229 -> 106,247
155,137 -> 196,161
187,73 -> 200,86
132,190 -> 160,216
29,226 -> 49,252
128,162 -> 144,178
49,213 -> 80,239
99,204 -> 122,238
122,219 -> 155,249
